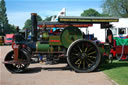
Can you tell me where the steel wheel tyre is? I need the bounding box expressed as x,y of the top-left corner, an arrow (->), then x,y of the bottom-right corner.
67,39 -> 101,73
4,50 -> 30,73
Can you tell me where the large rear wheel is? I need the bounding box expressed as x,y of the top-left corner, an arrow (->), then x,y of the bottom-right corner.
67,39 -> 101,73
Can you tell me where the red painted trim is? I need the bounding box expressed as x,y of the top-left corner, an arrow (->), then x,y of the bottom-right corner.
38,24 -> 93,28
110,49 -> 116,57
50,40 -> 60,42
121,55 -> 127,60
103,53 -> 108,56
13,45 -> 19,61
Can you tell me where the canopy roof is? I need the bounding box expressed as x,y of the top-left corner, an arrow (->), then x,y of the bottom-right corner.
38,16 -> 119,28
38,21 -> 92,28
58,16 -> 119,23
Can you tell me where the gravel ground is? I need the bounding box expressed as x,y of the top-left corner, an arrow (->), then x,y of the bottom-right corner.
0,46 -> 116,85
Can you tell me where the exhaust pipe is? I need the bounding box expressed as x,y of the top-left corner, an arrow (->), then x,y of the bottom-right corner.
31,13 -> 37,41
25,28 -> 28,40
16,26 -> 19,33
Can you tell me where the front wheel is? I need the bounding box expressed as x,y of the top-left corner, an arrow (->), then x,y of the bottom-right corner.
67,39 -> 101,73
4,50 -> 30,73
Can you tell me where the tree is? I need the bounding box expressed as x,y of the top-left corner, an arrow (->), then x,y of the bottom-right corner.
23,15 -> 43,30
0,0 -> 8,29
0,0 -> 16,35
81,8 -> 101,17
0,24 -> 16,35
102,0 -> 128,17
0,1 -> 2,24
23,19 -> 31,30
0,0 -> 9,35
44,16 -> 53,21
6,24 -> 17,33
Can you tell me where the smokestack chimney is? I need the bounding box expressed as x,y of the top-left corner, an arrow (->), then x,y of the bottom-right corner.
16,26 -> 19,33
31,13 -> 37,41
25,28 -> 28,40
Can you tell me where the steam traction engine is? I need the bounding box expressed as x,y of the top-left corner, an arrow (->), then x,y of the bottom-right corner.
3,13 -> 119,73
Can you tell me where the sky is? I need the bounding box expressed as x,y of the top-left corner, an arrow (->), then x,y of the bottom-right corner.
5,0 -> 104,29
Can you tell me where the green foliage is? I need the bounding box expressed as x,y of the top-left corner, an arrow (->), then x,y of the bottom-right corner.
0,3 -> 2,24
23,19 -> 32,30
81,8 -> 101,17
102,0 -> 128,17
100,13 -> 110,17
36,15 -> 43,21
101,60 -> 128,85
0,0 -> 8,26
23,15 -> 42,30
7,24 -> 17,33
0,0 -> 16,35
0,24 -> 16,35
81,8 -> 110,17
44,16 -> 53,21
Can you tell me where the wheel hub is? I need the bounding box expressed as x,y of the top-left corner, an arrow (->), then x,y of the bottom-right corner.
81,52 -> 87,59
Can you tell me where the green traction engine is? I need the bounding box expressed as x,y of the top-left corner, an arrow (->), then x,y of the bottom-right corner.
3,13 -> 119,73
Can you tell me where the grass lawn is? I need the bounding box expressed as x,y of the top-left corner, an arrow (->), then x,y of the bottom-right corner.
100,60 -> 128,85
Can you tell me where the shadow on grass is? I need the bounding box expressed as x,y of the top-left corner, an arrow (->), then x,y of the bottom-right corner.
99,61 -> 128,71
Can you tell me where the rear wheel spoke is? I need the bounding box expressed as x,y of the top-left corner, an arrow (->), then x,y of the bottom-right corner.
88,51 -> 96,56
87,58 -> 95,64
77,45 -> 82,53
75,59 -> 81,64
87,47 -> 94,52
71,53 -> 79,56
78,61 -> 82,68
83,59 -> 85,69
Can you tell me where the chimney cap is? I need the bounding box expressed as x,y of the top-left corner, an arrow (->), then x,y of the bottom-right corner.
31,13 -> 37,16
